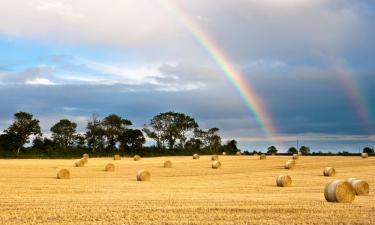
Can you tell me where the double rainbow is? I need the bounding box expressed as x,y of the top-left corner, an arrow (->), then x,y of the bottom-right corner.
162,1 -> 278,143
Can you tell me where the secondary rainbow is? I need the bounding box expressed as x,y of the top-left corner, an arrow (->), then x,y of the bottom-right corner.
333,62 -> 374,134
161,1 -> 278,143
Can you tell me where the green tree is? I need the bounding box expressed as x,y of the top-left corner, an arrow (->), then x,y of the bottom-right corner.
85,114 -> 105,152
363,147 -> 374,154
288,147 -> 298,154
299,146 -> 310,155
267,145 -> 278,154
50,119 -> 77,149
185,138 -> 203,151
225,139 -> 238,155
102,114 -> 132,151
193,128 -> 221,153
119,129 -> 145,152
143,112 -> 198,150
4,112 -> 41,154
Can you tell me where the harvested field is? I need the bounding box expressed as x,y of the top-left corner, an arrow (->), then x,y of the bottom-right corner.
0,156 -> 374,224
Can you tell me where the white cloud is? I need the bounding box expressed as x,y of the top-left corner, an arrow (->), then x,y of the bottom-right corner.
25,78 -> 56,85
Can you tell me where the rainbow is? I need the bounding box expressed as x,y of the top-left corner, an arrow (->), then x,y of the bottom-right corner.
332,62 -> 374,134
161,1 -> 278,144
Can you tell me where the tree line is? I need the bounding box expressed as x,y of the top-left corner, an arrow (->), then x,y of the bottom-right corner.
0,111 -> 240,158
0,111 -> 373,158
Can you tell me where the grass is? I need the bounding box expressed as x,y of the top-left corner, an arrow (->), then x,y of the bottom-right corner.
0,156 -> 373,224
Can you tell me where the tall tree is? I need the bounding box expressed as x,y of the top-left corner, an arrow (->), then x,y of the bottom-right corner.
4,112 -> 41,154
50,119 -> 77,149
288,147 -> 298,154
299,146 -> 311,155
363,147 -> 374,154
102,114 -> 132,151
267,146 -> 278,154
143,112 -> 198,150
119,129 -> 145,152
195,128 -> 221,153
225,139 -> 238,155
85,114 -> 105,152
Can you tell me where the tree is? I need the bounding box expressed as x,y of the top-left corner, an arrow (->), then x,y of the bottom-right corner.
225,139 -> 238,155
102,114 -> 132,151
363,147 -> 374,154
50,119 -> 77,149
85,114 -> 105,152
185,138 -> 203,151
143,112 -> 198,150
288,147 -> 298,154
267,146 -> 278,154
193,128 -> 221,153
4,112 -> 41,154
119,129 -> 145,153
299,146 -> 310,155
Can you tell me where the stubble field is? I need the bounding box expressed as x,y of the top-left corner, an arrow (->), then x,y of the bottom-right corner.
0,155 -> 374,225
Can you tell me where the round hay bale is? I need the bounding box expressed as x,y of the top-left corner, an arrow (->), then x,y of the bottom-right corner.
74,159 -> 85,167
292,154 -> 299,160
260,154 -> 266,160
361,153 -> 368,158
113,154 -> 121,160
81,157 -> 88,164
211,155 -> 219,161
324,180 -> 355,203
136,170 -> 151,181
276,175 -> 292,187
193,154 -> 200,159
134,155 -> 141,161
212,160 -> 221,169
57,169 -> 70,179
347,178 -> 369,196
236,151 -> 241,155
323,167 -> 336,177
163,160 -> 172,168
284,160 -> 295,169
82,153 -> 89,159
105,163 -> 115,172
222,152 -> 226,155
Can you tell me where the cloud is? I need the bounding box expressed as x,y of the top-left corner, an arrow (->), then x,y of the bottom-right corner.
25,77 -> 56,85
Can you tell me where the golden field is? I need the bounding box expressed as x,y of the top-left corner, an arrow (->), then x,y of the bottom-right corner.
0,155 -> 374,225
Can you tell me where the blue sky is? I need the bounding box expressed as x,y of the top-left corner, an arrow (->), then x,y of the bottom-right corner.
0,0 -> 375,152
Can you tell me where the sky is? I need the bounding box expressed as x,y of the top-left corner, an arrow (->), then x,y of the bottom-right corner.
0,0 -> 375,152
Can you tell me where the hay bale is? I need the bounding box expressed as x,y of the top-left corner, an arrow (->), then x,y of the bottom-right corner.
361,153 -> 368,158
292,154 -> 299,160
134,155 -> 141,161
113,154 -> 121,160
74,159 -> 85,167
57,169 -> 70,179
260,154 -> 266,160
163,160 -> 172,168
276,175 -> 292,187
284,159 -> 295,169
222,152 -> 226,155
81,157 -> 88,164
324,180 -> 355,203
211,155 -> 219,161
193,154 -> 200,159
136,170 -> 151,181
236,151 -> 241,155
212,160 -> 221,169
105,163 -> 115,172
323,167 -> 336,177
347,178 -> 370,196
